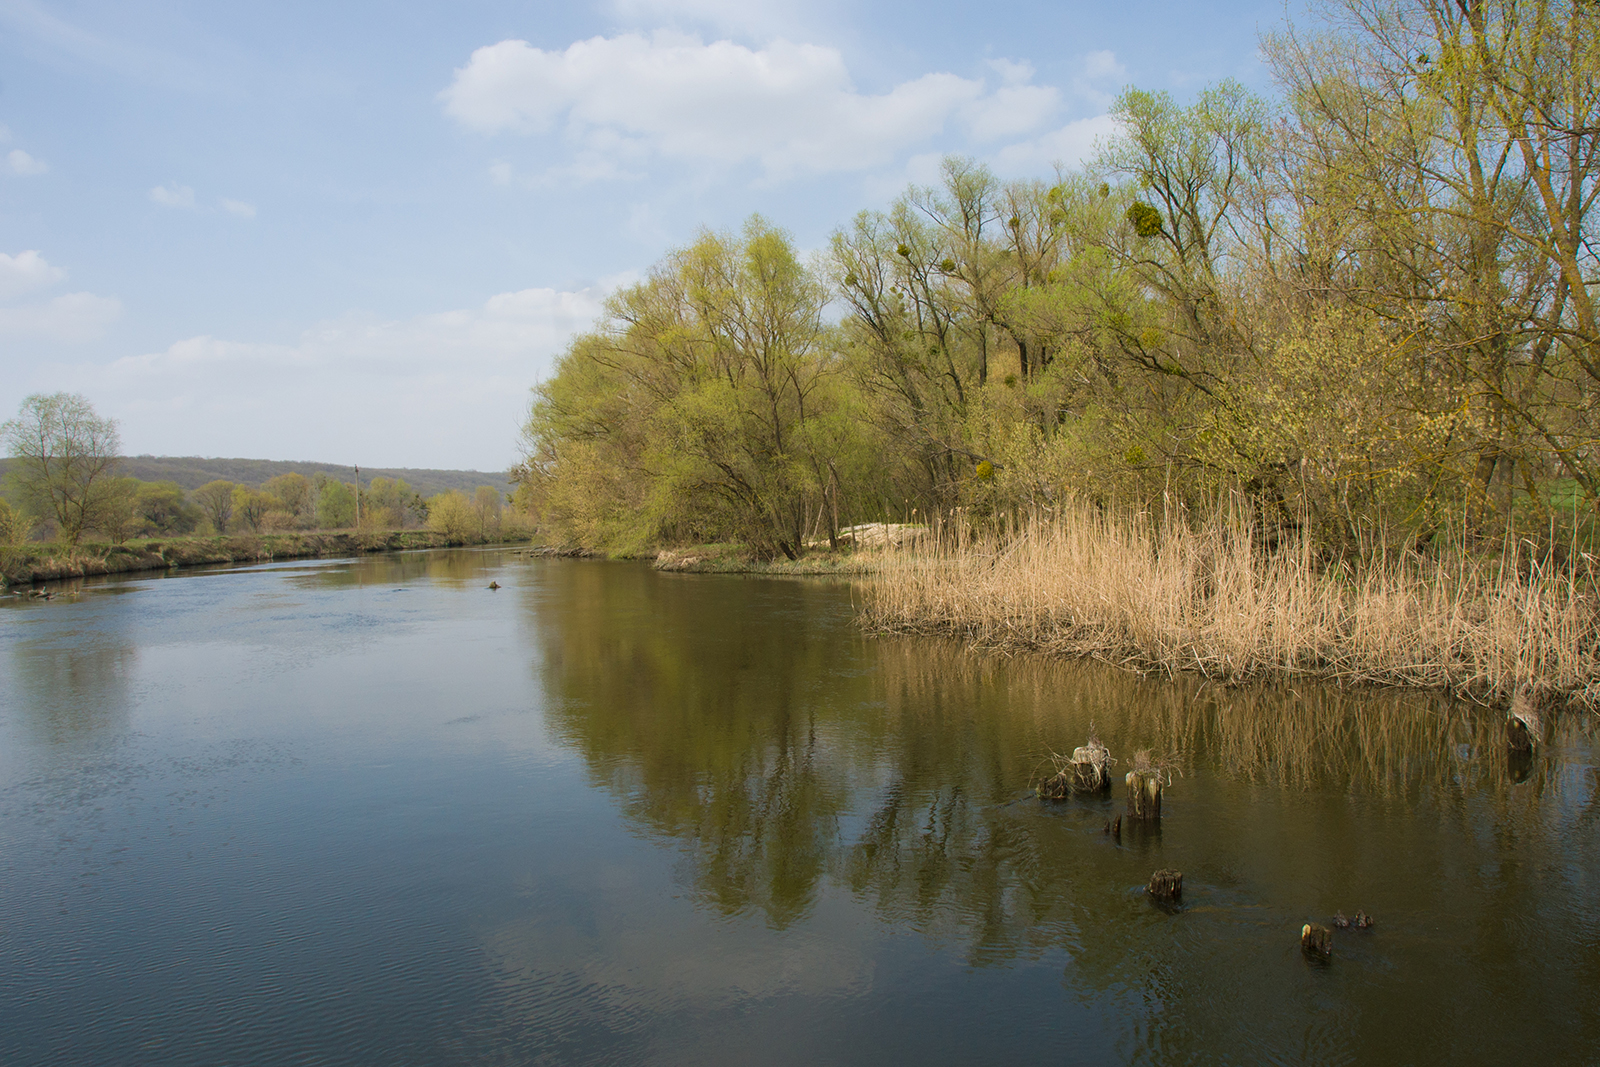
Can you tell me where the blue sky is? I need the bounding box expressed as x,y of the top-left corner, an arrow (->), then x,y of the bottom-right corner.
0,0 -> 1285,471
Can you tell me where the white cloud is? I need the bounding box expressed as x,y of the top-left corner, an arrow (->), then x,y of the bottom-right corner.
902,152 -> 947,187
150,183 -> 196,208
0,291 -> 122,343
93,283 -> 615,469
0,248 -> 120,343
981,52 -> 1126,175
1073,49 -> 1127,109
220,198 -> 256,218
988,57 -> 1041,87
8,148 -> 48,175
962,82 -> 1061,141
991,114 -> 1121,175
441,33 -> 1058,178
0,250 -> 67,300
1083,50 -> 1124,80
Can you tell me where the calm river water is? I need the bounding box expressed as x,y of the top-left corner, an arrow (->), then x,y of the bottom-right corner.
1,549 -> 1596,1065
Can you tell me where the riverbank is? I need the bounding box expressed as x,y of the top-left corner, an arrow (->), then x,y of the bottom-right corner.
650,525 -> 930,575
858,506 -> 1600,708
653,544 -> 878,576
0,530 -> 534,588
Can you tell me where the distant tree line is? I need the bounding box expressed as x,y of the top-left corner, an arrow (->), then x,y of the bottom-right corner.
519,0 -> 1600,558
0,393 -> 515,546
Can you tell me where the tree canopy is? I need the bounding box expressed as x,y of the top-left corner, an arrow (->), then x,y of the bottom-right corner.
521,0 -> 1600,558
1,393 -> 123,546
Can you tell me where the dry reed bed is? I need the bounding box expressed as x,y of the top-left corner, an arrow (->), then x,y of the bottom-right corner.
859,507 -> 1600,705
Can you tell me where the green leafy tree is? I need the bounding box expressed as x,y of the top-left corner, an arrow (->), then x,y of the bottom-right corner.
364,476 -> 420,529
96,477 -> 143,544
232,485 -> 273,533
527,216 -> 842,558
192,480 -> 236,533
263,473 -> 312,525
1266,0 -> 1600,529
0,496 -> 25,545
136,481 -> 201,536
426,490 -> 476,541
472,485 -> 502,538
0,392 -> 122,546
316,479 -> 356,529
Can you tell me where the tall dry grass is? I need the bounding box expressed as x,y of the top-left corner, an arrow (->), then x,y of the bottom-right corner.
859,502 -> 1600,705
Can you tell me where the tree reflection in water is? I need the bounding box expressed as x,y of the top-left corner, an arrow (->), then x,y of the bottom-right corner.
521,561 -> 1599,1061
527,560 -> 1590,914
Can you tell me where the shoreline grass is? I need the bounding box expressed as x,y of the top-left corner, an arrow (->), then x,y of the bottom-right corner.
858,504 -> 1599,707
0,529 -> 534,588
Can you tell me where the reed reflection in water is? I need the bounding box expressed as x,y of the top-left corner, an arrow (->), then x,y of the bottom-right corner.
522,561 -> 1599,1063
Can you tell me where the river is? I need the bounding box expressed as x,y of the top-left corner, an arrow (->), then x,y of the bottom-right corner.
1,549 -> 1596,1065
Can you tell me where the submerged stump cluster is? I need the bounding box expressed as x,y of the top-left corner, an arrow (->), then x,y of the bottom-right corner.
1033,728 -> 1388,962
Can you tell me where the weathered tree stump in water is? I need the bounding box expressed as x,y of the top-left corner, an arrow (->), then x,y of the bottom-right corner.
1126,770 -> 1162,821
1103,815 -> 1122,841
1035,735 -> 1114,800
1072,741 -> 1112,793
1147,869 -> 1182,904
1301,923 -> 1333,961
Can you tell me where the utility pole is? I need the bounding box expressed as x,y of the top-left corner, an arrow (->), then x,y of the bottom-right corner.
354,464 -> 360,529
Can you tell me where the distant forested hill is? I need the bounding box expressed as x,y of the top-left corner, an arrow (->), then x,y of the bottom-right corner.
0,456 -> 512,498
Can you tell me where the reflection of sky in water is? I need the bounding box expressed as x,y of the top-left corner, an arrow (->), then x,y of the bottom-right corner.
0,552 -> 1596,1065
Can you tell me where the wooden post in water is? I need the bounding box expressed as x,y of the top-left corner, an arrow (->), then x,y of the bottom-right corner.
1126,769 -> 1162,821
1147,869 -> 1182,904
1301,923 -> 1333,962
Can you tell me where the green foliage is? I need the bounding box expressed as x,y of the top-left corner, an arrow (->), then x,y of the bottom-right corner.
526,216 -> 843,559
136,481 -> 201,536
426,490 -> 477,541
362,476 -> 423,530
315,479 -> 356,529
97,477 -> 143,544
232,485 -> 274,533
1125,202 -> 1164,237
517,1 -> 1600,556
1,392 -> 122,546
263,473 -> 311,523
0,496 -> 23,545
192,480 -> 237,533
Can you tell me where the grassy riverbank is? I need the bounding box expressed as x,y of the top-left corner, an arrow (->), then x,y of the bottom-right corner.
1,530 -> 533,588
858,505 -> 1599,707
653,543 -> 879,576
